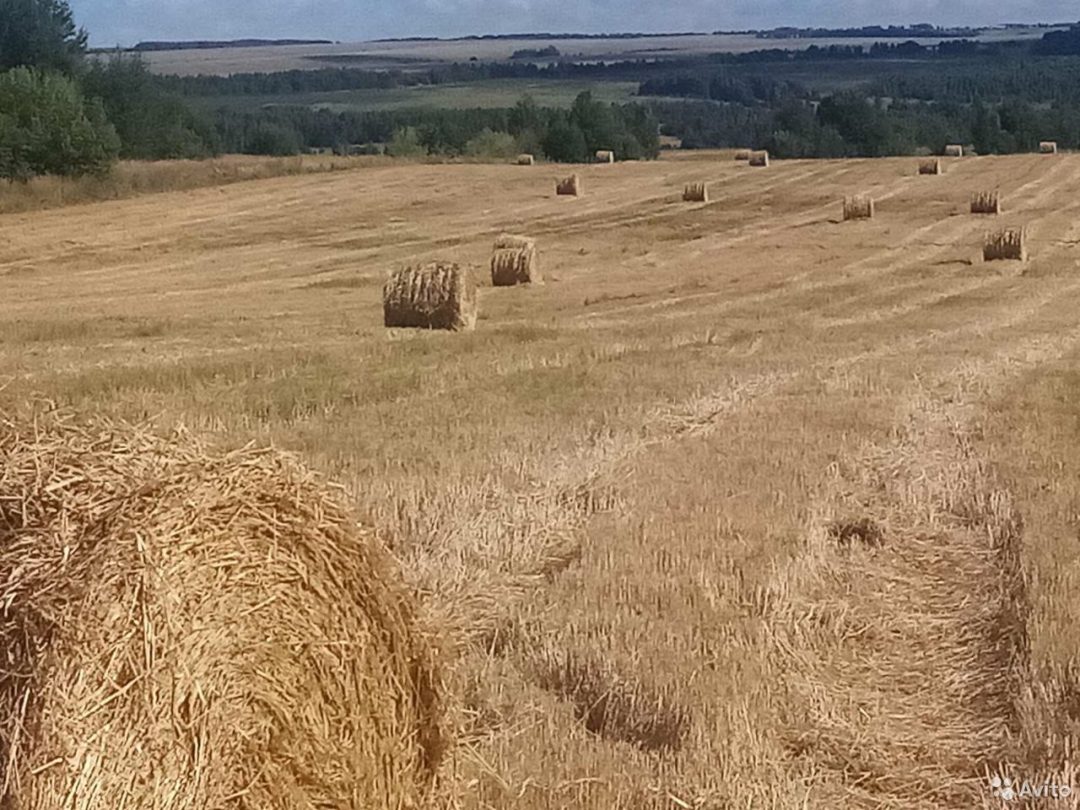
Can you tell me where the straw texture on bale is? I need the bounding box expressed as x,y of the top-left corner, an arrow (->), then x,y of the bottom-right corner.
983,228 -> 1027,262
944,144 -> 964,157
734,149 -> 752,161
383,261 -> 478,331
556,174 -> 581,196
843,195 -> 875,220
748,150 -> 770,167
971,191 -> 1001,215
516,153 -> 535,165
0,415 -> 447,810
919,159 -> 943,175
1039,141 -> 1058,154
682,182 -> 708,203
595,150 -> 615,163
491,234 -> 541,286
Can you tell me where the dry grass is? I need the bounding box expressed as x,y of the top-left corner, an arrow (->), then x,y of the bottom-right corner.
842,194 -> 875,220
734,149 -> 752,161
0,414 -> 445,809
595,150 -> 615,164
681,182 -> 708,203
0,155 -> 368,215
749,150 -> 770,167
383,261 -> 478,331
971,190 -> 1002,214
2,151 -> 1080,808
920,158 -> 943,175
983,228 -> 1027,262
516,154 -> 536,166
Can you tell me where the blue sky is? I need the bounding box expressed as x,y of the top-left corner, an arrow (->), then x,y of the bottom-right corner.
72,0 -> 1078,47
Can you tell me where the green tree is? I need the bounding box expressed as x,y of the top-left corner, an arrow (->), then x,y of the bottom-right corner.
0,67 -> 118,179
0,0 -> 87,73
541,118 -> 587,162
81,56 -> 218,159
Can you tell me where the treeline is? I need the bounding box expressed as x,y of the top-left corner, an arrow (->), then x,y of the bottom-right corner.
213,93 -> 661,161
651,94 -> 1080,157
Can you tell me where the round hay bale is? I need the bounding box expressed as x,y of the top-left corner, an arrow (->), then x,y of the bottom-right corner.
0,415 -> 446,810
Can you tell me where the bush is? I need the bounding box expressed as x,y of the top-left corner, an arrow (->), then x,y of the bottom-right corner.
386,126 -> 427,157
245,123 -> 302,156
463,128 -> 519,158
0,67 -> 119,179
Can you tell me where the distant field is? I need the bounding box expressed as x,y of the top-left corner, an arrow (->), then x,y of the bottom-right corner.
189,78 -> 640,112
133,28 -> 1056,76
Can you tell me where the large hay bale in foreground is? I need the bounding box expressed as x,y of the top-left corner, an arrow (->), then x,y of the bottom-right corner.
491,234 -> 541,286
971,191 -> 1001,215
595,150 -> 615,163
556,174 -> 581,196
983,228 -> 1027,262
682,182 -> 708,202
1039,140 -> 1058,154
919,159 -> 942,175
944,144 -> 964,157
734,149 -> 752,161
843,194 -> 875,220
0,416 -> 447,810
749,150 -> 770,167
516,153 -> 535,165
384,261 -> 478,331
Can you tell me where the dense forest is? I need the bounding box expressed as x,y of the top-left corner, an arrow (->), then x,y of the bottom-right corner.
4,0 -> 1080,179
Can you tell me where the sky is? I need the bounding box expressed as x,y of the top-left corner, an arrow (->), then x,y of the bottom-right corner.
72,0 -> 1079,48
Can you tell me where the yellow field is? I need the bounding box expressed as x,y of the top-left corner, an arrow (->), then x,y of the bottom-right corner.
2,151 -> 1079,807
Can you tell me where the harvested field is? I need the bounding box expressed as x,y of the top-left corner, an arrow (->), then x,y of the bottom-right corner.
2,150 -> 1080,808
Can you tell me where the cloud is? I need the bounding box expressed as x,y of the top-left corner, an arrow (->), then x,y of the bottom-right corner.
70,0 -> 1078,47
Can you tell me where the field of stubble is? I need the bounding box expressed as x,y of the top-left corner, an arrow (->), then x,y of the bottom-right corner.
2,150 -> 1079,808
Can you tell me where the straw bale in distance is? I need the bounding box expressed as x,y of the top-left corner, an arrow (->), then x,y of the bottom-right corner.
595,150 -> 615,163
944,144 -> 964,157
971,191 -> 1001,215
556,174 -> 581,196
1039,141 -> 1058,154
516,153 -> 535,165
749,150 -> 770,167
919,159 -> 943,175
843,194 -> 875,220
0,414 -> 447,810
983,228 -> 1027,262
491,234 -> 542,286
682,182 -> 708,202
734,149 -> 752,161
384,260 -> 478,331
